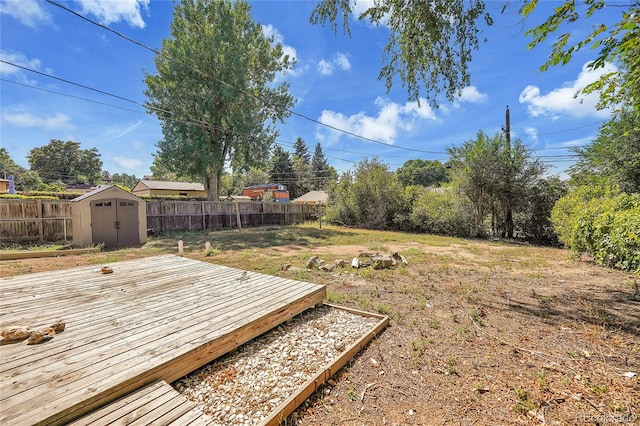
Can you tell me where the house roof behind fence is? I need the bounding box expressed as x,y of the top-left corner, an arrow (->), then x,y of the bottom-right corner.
134,180 -> 205,191
292,190 -> 329,204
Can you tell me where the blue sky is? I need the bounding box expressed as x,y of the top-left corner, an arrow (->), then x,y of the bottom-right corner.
0,0 -> 623,180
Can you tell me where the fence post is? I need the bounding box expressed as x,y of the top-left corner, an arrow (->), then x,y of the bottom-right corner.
37,200 -> 44,241
235,201 -> 242,232
201,201 -> 205,230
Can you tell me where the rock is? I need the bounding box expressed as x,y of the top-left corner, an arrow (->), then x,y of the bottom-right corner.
27,327 -> 56,345
50,320 -> 65,333
1,326 -> 32,342
281,263 -> 292,271
305,256 -> 318,269
392,252 -> 408,265
372,256 -> 395,269
319,263 -> 335,272
101,267 -> 113,274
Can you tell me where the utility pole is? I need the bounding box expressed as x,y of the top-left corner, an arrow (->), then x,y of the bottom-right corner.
505,105 -> 511,151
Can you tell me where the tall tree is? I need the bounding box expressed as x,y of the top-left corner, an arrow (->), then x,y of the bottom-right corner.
111,173 -> 138,190
311,0 -> 638,107
270,145 -> 297,194
396,159 -> 448,188
144,0 -> 295,200
570,110 -> 640,193
311,142 -> 335,190
447,131 -> 544,236
231,166 -> 270,195
291,137 -> 312,197
292,137 -> 311,163
27,140 -> 102,185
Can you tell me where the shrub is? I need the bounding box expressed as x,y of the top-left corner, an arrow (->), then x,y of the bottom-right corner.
552,186 -> 640,273
515,176 -> 568,245
406,186 -> 475,237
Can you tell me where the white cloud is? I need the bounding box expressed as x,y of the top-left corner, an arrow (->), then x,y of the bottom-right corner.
0,0 -> 52,28
2,111 -> 75,130
316,97 -> 438,145
524,127 -> 538,142
458,86 -> 488,103
317,59 -> 333,76
351,0 -> 389,27
75,0 -> 149,28
262,24 -> 301,77
518,62 -> 616,119
0,50 -> 43,84
317,52 -> 351,76
112,155 -> 145,170
334,53 -> 351,71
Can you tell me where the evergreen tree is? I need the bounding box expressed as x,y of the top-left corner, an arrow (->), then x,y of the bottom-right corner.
311,142 -> 332,190
270,145 -> 297,195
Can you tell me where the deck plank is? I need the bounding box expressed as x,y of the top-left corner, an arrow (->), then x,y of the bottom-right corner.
0,255 -> 325,426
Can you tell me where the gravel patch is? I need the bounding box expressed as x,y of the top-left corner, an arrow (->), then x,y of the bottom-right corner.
173,305 -> 381,425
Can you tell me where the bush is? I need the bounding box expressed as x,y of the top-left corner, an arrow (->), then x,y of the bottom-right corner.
405,186 -> 475,237
552,186 -> 640,273
515,176 -> 568,245
0,193 -> 59,200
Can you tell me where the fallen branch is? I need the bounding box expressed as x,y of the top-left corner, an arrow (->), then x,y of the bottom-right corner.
360,382 -> 376,403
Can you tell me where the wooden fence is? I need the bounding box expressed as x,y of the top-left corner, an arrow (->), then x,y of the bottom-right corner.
0,200 -> 72,242
146,200 -> 315,232
0,200 -> 317,242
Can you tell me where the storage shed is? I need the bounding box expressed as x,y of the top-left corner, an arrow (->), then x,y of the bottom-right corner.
71,185 -> 147,248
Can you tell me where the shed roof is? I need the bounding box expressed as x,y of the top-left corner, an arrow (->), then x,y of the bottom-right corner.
71,185 -> 113,202
292,190 -> 329,204
135,180 -> 205,191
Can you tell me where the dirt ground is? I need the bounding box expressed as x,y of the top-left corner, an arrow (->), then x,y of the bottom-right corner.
2,229 -> 639,425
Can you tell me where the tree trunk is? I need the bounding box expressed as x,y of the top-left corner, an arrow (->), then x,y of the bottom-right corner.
204,165 -> 220,201
505,202 -> 514,238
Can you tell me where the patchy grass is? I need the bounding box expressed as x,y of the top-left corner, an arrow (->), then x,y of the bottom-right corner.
2,223 -> 638,425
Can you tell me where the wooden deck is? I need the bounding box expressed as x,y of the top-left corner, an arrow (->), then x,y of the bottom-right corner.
0,255 -> 326,426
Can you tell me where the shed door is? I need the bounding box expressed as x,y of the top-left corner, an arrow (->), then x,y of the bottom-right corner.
90,198 -> 139,247
116,199 -> 139,246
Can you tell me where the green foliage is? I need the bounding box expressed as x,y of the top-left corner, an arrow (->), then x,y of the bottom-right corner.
291,137 -> 313,198
0,194 -> 58,200
552,186 -> 640,272
326,158 -> 404,229
311,0 -> 491,105
311,142 -> 335,190
396,159 -> 449,188
270,145 -> 296,195
230,167 -> 270,195
144,0 -> 295,200
27,140 -> 102,185
401,186 -> 475,237
110,173 -> 138,190
447,131 -> 545,237
310,1 -> 637,110
515,176 -> 568,245
570,110 -> 640,193
522,0 -> 640,111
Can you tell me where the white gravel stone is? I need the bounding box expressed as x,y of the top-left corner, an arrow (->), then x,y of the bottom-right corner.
173,305 -> 379,425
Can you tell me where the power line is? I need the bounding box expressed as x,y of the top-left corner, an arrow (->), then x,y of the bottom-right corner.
0,78 -> 145,114
43,0 -> 453,155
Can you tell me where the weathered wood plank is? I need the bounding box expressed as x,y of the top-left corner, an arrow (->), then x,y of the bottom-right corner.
0,255 -> 325,426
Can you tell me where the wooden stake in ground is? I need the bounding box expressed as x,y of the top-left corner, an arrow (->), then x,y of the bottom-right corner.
235,202 -> 242,232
